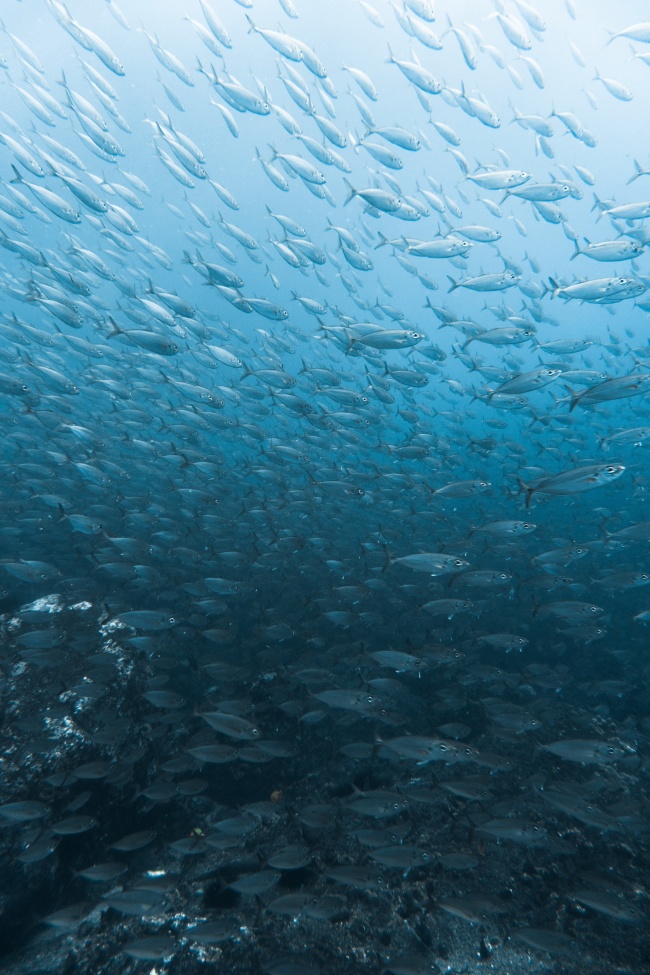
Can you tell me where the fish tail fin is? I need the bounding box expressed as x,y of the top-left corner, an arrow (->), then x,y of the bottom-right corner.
599,515 -> 613,542
342,178 -> 356,206
245,14 -> 256,32
570,240 -> 581,260
315,316 -> 330,337
516,477 -> 534,509
374,231 -> 389,249
106,316 -> 123,339
385,43 -> 395,64
627,159 -> 644,184
446,275 -> 459,292
381,545 -> 393,573
9,164 -> 22,183
547,277 -> 560,298
563,385 -> 580,412
591,192 -> 606,222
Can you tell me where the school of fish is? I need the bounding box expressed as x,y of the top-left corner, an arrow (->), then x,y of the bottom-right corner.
1,0 -> 650,973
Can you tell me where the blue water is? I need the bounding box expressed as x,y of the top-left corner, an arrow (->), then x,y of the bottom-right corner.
0,1 -> 649,972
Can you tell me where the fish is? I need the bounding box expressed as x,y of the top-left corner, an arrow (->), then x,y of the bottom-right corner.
568,373 -> 650,410
448,270 -> 521,292
514,928 -> 577,956
479,818 -> 548,845
0,4 -> 649,973
387,552 -> 470,575
382,736 -> 479,764
518,463 -> 626,506
541,738 -> 634,764
571,238 -> 644,261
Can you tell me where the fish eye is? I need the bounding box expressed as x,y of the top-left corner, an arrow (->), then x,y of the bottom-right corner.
168,617 -> 176,624
366,696 -> 375,705
439,744 -> 448,751
356,488 -> 365,496
605,466 -> 619,474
